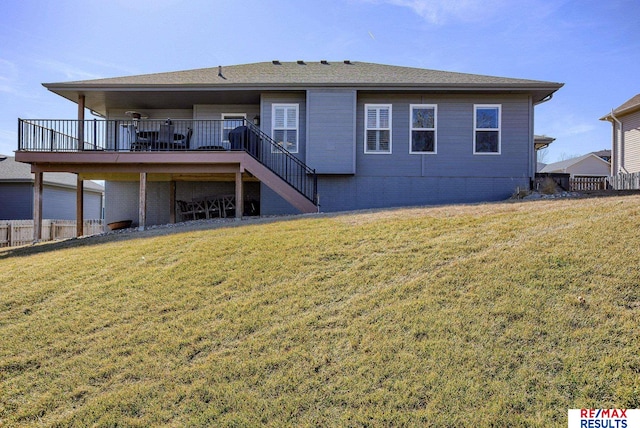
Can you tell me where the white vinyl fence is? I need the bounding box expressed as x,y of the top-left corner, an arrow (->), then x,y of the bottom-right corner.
0,220 -> 103,248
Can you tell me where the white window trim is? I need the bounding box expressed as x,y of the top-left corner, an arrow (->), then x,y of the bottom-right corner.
409,104 -> 437,155
271,103 -> 299,154
221,113 -> 247,143
473,104 -> 501,155
364,104 -> 393,154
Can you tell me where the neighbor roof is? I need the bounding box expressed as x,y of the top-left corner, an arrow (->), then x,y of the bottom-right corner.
0,156 -> 104,192
540,152 -> 611,173
592,149 -> 611,159
42,61 -> 563,115
600,93 -> 640,120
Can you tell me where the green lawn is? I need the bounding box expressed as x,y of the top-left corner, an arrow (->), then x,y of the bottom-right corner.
1,196 -> 639,427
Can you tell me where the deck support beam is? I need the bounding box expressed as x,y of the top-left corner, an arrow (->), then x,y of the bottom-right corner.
76,175 -> 84,237
33,171 -> 43,243
235,171 -> 243,219
139,172 -> 147,231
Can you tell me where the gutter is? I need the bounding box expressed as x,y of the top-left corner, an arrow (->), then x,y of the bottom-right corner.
534,92 -> 554,105
609,109 -> 627,174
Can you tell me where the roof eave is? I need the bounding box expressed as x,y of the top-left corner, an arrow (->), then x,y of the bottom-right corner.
600,105 -> 640,121
44,81 -> 563,90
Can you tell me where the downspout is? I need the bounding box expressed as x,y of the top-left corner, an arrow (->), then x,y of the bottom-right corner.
530,93 -> 554,184
528,95 -> 535,184
609,110 -> 626,175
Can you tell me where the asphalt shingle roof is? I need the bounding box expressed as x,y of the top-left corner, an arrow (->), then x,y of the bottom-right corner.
46,61 -> 562,89
42,61 -> 563,116
612,94 -> 640,116
601,94 -> 640,120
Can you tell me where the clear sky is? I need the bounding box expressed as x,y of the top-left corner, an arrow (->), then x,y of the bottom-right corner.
1,0 -> 638,163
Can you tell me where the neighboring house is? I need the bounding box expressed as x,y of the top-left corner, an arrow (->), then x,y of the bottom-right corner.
600,94 -> 640,174
592,149 -> 611,163
15,60 -> 562,233
540,152 -> 611,178
0,155 -> 104,220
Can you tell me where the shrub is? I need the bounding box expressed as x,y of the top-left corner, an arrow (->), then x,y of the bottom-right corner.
541,177 -> 558,194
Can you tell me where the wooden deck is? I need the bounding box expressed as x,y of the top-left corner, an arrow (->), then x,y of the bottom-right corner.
15,150 -> 317,239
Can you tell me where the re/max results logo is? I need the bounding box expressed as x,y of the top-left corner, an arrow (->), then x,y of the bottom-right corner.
568,409 -> 640,428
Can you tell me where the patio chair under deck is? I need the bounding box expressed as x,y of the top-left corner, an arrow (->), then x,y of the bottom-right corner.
176,200 -> 196,221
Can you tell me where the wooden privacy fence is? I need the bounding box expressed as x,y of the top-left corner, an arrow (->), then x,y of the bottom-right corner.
0,220 -> 103,248
608,172 -> 640,190
569,176 -> 608,191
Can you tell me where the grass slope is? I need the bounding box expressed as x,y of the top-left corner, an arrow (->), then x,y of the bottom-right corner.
1,196 -> 639,427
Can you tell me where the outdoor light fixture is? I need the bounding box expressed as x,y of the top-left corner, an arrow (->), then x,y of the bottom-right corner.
253,115 -> 260,126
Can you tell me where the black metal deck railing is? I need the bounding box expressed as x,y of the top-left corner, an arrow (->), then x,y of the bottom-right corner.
17,118 -> 317,204
240,122 -> 317,205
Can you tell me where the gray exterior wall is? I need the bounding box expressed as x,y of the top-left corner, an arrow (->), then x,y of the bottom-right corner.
306,90 -> 356,174
261,92 -> 534,215
103,92 -> 537,218
315,176 -> 528,212
193,104 -> 260,149
193,105 -> 260,121
105,181 -> 171,227
260,92 -> 308,215
261,92 -> 307,160
0,183 -> 102,220
354,93 -> 531,178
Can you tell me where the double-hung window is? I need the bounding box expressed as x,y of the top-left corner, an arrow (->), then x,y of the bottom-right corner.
410,104 -> 437,154
272,104 -> 299,153
365,104 -> 392,154
474,104 -> 501,154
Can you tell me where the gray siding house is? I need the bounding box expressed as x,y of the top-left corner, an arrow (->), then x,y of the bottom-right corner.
0,155 -> 103,220
601,94 -> 640,174
15,61 -> 562,233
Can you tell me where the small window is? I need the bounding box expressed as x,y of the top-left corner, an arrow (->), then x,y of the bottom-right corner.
272,104 -> 299,153
474,105 -> 501,154
410,104 -> 437,154
365,104 -> 392,154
